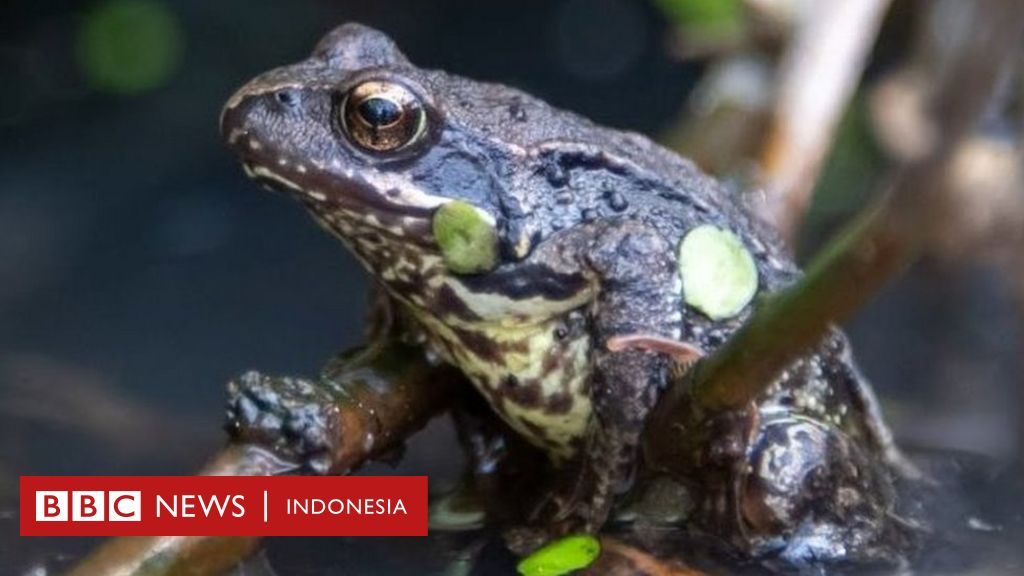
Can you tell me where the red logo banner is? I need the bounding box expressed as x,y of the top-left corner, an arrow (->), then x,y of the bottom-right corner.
20,476 -> 427,536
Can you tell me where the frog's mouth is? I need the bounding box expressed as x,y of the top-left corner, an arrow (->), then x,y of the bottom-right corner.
235,151 -> 442,245
240,157 -> 434,216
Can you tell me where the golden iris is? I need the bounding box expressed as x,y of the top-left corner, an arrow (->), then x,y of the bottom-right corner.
340,80 -> 426,153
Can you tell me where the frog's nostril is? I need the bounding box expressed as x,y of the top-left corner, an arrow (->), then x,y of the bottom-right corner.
274,90 -> 300,108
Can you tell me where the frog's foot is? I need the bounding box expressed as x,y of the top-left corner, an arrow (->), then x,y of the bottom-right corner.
503,519 -> 588,556
503,525 -> 556,556
502,459 -> 610,555
225,371 -> 336,474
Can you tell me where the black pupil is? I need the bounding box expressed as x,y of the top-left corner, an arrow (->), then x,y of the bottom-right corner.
357,97 -> 401,128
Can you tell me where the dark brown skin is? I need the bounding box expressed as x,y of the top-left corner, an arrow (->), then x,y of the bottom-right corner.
220,23 -> 910,563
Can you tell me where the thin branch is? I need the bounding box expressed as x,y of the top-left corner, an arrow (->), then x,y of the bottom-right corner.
757,0 -> 892,245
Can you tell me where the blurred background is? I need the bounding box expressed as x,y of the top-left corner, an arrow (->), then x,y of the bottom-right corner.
1,0 -> 1021,573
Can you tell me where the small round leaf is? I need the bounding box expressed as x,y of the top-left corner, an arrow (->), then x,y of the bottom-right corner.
678,224 -> 758,320
432,201 -> 499,274
516,534 -> 601,576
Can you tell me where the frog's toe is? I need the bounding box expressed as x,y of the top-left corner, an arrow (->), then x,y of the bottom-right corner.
503,520 -> 582,556
504,525 -> 549,556
225,371 -> 336,473
527,491 -> 575,525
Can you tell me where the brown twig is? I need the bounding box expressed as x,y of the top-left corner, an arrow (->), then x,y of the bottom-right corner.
757,0 -> 893,246
66,445 -> 283,576
67,342 -> 463,576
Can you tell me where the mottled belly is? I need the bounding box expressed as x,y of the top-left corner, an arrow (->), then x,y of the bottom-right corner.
415,310 -> 593,459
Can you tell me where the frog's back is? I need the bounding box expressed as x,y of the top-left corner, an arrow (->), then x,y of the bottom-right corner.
419,67 -> 795,285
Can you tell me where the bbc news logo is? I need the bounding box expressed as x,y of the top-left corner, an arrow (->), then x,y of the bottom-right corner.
35,491 -> 141,522
21,476 -> 427,536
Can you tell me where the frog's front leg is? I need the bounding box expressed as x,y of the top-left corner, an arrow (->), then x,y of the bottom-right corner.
526,221 -> 683,541
450,390 -> 549,524
226,340 -> 465,475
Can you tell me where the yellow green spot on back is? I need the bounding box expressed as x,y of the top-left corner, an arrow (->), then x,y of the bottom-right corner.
432,200 -> 499,274
678,224 -> 758,320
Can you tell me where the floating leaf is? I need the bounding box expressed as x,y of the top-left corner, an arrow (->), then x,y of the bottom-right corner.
516,534 -> 601,576
678,224 -> 758,320
433,201 -> 499,274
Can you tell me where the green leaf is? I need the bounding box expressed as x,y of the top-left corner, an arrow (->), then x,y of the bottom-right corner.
432,201 -> 499,274
516,534 -> 601,576
678,225 -> 758,320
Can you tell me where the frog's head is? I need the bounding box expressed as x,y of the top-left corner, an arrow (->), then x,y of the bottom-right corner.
221,23 -> 545,276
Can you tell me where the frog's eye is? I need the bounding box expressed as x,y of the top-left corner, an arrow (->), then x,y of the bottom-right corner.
340,81 -> 427,153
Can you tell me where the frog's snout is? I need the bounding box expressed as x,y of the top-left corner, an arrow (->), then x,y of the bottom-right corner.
219,95 -> 250,150
221,88 -> 278,153
221,86 -> 318,191
219,83 -> 324,203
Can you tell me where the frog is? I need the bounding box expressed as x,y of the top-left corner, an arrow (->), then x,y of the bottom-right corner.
220,23 -> 914,563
